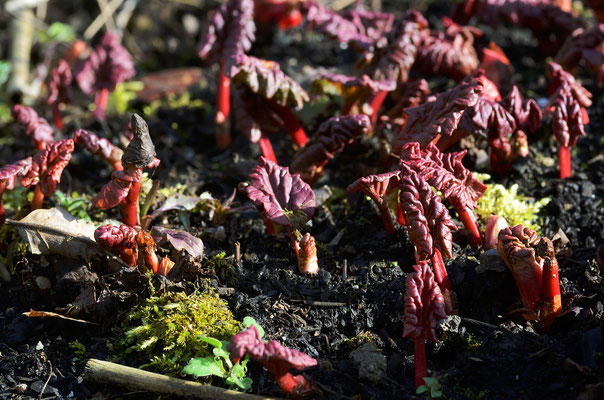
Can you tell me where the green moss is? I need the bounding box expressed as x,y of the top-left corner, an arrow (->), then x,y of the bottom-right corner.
475,177 -> 550,232
346,331 -> 381,349
69,340 -> 87,356
117,287 -> 241,372
464,333 -> 482,351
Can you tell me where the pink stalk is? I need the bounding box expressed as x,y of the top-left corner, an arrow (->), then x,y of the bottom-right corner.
216,60 -> 232,149
396,202 -> 406,226
452,202 -> 482,246
268,100 -> 308,147
258,134 -> 277,164
489,150 -> 511,175
432,248 -> 451,292
0,182 -> 6,226
121,180 -> 140,226
35,141 -> 45,151
414,338 -> 427,388
31,185 -> 44,210
52,105 -> 63,130
93,88 -> 109,120
559,145 -> 571,179
369,90 -> 389,124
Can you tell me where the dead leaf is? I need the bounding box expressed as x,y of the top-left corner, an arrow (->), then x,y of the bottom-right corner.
6,207 -> 127,267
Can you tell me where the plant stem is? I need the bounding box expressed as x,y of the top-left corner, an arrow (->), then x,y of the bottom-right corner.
121,179 -> 140,227
540,254 -> 562,330
52,104 -> 63,130
454,203 -> 482,246
369,90 -> 389,124
140,179 -> 160,224
31,185 -> 44,210
0,182 -> 6,226
216,60 -> 232,149
413,338 -> 427,388
489,150 -> 511,175
258,133 -> 277,164
35,140 -> 45,150
432,248 -> 451,292
269,100 -> 308,147
559,145 -> 571,179
93,88 -> 109,120
396,202 -> 406,226
119,248 -> 138,267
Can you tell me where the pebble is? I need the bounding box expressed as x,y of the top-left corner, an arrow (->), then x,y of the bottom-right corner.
349,343 -> 387,383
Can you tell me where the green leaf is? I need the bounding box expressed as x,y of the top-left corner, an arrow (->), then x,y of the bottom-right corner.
416,385 -> 429,394
242,316 -> 264,338
199,336 -> 223,349
37,22 -> 76,44
182,357 -> 226,378
422,377 -> 438,386
430,388 -> 443,398
227,376 -> 253,390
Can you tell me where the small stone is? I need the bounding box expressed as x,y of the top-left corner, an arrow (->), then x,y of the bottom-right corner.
438,315 -> 461,335
477,248 -> 507,273
35,276 -> 52,291
15,384 -> 27,393
349,343 -> 387,383
36,341 -> 44,351
213,226 -> 226,241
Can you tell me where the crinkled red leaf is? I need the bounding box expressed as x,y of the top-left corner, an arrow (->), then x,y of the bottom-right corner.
47,59 -> 73,106
321,72 -> 396,93
20,139 -> 74,196
290,115 -> 372,181
74,129 -> 123,165
400,142 -> 486,210
547,62 -> 591,147
76,31 -> 135,95
497,225 -> 544,311
197,0 -> 255,62
232,85 -> 283,142
403,261 -> 447,342
341,8 -> 394,43
554,24 -> 604,72
92,165 -> 142,210
300,1 -> 378,51
456,97 -> 518,161
244,157 -> 315,228
226,54 -> 309,109
0,159 -> 32,191
393,78 -> 483,154
414,23 -> 479,81
453,0 -> 581,52
347,170 -> 401,201
12,105 -> 54,146
227,325 -> 317,370
502,85 -> 542,134
94,224 -> 138,252
399,166 -> 457,259
360,10 -> 427,83
386,79 -> 430,119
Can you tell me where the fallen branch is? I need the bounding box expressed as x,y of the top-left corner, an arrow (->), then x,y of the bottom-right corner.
84,359 -> 280,400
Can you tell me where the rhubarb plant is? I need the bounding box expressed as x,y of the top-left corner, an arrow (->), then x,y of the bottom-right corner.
76,31 -> 135,120
93,114 -> 159,226
291,114 -> 372,183
497,225 -> 562,330
403,261 -> 447,387
227,54 -> 309,162
400,142 -> 486,246
241,157 -> 318,274
47,59 -> 73,130
227,325 -> 317,398
198,0 -> 255,148
547,61 -> 592,178
12,105 -> 54,150
0,160 -> 32,226
74,129 -> 123,170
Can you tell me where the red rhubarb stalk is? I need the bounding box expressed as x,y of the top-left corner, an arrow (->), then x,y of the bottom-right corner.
432,248 -> 451,292
216,60 -> 232,149
52,105 -> 63,130
369,90 -> 389,124
454,203 -> 482,246
269,100 -> 308,147
93,88 -> 109,120
413,338 -> 427,388
0,182 -> 6,226
31,185 -> 45,210
396,202 -> 406,225
258,134 -> 277,163
559,145 -> 571,179
121,180 -> 141,227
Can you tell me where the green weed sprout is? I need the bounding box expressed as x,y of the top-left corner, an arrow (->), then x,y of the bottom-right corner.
416,376 -> 443,398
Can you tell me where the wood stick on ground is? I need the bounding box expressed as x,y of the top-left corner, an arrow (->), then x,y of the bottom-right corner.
85,359 -> 281,400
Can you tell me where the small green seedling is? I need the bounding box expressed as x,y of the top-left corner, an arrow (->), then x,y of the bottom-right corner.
416,377 -> 443,398
182,336 -> 252,390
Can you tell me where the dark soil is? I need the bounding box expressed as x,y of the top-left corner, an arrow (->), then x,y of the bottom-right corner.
1,1 -> 603,400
